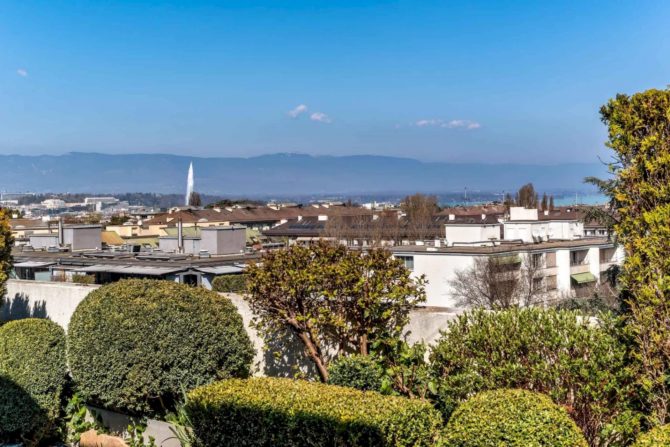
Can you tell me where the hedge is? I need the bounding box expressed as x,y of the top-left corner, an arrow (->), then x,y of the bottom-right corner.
68,279 -> 254,416
632,425 -> 670,446
429,308 -> 639,446
0,319 -> 67,445
443,389 -> 588,447
185,377 -> 443,447
211,274 -> 247,293
328,354 -> 384,392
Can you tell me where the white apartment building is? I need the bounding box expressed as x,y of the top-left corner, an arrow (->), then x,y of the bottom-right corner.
392,239 -> 622,309
392,206 -> 620,309
503,207 -> 583,243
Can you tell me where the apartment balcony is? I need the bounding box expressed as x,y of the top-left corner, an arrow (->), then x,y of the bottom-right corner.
570,264 -> 591,274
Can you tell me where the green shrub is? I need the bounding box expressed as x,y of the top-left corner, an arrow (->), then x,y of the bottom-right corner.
0,318 -> 67,445
328,354 -> 384,392
71,273 -> 95,284
443,389 -> 588,447
185,377 -> 442,447
429,308 -> 639,446
68,279 -> 254,416
211,274 -> 247,293
632,424 -> 670,446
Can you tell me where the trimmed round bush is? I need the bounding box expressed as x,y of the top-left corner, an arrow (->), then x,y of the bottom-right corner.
212,274 -> 247,293
328,354 -> 384,391
0,318 -> 67,445
68,279 -> 254,416
444,389 -> 588,447
632,425 -> 670,446
430,308 -> 638,446
185,377 -> 443,447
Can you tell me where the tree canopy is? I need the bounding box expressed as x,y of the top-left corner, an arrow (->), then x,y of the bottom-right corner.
597,88 -> 670,425
0,208 -> 13,307
245,242 -> 426,382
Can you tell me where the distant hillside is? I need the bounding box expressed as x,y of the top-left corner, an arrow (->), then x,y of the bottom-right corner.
0,152 -> 607,195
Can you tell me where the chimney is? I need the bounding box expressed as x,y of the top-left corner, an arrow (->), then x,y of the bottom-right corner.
449,214 -> 455,221
481,214 -> 486,221
177,218 -> 184,254
58,218 -> 64,246
297,215 -> 303,222
434,239 -> 441,248
318,215 -> 328,221
544,210 -> 549,216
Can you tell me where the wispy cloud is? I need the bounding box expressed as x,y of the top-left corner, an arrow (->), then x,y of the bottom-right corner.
288,104 -> 308,118
16,68 -> 28,77
410,118 -> 481,130
446,119 -> 481,129
310,112 -> 332,124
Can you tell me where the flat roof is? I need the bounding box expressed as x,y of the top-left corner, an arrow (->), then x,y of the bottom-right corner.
391,237 -> 613,255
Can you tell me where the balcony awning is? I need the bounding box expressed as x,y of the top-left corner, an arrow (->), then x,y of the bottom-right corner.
493,255 -> 522,265
571,272 -> 597,284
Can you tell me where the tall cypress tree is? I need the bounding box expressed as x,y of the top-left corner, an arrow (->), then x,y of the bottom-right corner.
0,208 -> 13,308
599,88 -> 670,424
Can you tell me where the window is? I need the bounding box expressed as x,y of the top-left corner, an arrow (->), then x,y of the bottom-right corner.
531,253 -> 544,269
570,250 -> 588,266
396,255 -> 414,271
546,275 -> 557,290
532,277 -> 544,292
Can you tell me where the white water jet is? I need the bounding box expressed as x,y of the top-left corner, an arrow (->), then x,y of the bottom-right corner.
185,162 -> 194,205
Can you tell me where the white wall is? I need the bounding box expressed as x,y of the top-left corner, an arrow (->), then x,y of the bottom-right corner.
407,252 -> 477,308
2,280 -> 461,379
2,279 -> 100,329
445,224 -> 500,245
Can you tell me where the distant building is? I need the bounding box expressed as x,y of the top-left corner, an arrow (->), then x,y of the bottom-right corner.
42,199 -> 66,209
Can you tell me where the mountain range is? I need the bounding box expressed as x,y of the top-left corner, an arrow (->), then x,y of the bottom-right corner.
0,152 -> 607,196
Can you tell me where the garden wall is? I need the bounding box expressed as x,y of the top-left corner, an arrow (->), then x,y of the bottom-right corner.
2,279 -> 459,377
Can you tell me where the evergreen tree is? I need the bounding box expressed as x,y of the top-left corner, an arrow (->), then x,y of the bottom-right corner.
597,88 -> 670,425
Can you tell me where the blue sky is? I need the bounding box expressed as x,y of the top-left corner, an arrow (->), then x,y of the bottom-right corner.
1,0 -> 669,163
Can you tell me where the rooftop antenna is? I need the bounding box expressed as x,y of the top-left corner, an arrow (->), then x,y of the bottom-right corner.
464,186 -> 468,203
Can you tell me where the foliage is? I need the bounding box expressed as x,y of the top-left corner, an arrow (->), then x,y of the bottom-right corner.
596,87 -> 670,425
125,420 -> 157,447
631,424 -> 670,446
63,393 -> 106,444
211,274 -> 247,293
0,207 -> 13,308
328,354 -> 384,392
246,242 -> 426,382
185,377 -> 443,447
429,308 -> 640,446
71,273 -> 95,284
165,392 -> 195,447
0,319 -> 67,446
68,279 -> 254,416
443,389 -> 588,447
374,338 -> 434,399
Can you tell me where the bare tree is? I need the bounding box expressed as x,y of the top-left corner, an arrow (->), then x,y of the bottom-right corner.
188,191 -> 202,207
401,193 -> 438,241
450,254 -> 544,309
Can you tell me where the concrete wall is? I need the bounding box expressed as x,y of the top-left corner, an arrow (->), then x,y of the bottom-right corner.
64,226 -> 103,251
159,236 -> 201,254
201,226 -> 246,255
445,224 -> 500,245
1,279 -> 460,378
1,279 -> 100,329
